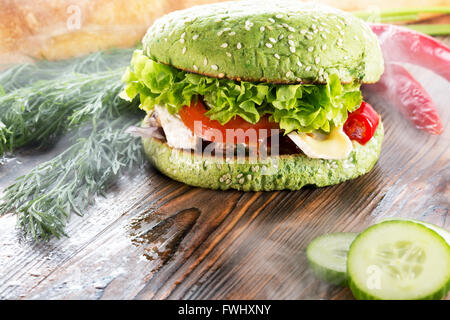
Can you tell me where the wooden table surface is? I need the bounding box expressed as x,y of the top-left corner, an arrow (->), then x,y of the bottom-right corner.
0,37 -> 448,300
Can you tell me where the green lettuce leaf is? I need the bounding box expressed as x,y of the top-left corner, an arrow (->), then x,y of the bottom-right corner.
121,50 -> 362,133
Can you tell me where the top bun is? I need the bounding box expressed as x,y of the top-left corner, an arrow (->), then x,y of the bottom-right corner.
142,0 -> 384,84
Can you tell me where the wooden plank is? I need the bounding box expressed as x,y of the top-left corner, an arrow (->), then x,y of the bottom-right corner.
0,37 -> 448,300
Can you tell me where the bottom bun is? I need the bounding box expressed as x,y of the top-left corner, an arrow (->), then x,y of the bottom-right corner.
142,121 -> 384,191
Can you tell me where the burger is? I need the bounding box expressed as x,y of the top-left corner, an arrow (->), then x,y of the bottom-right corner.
120,0 -> 384,191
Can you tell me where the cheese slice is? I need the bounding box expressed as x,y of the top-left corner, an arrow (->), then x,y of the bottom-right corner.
287,126 -> 352,160
154,105 -> 197,149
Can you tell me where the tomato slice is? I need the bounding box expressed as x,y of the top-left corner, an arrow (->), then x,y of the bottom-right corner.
344,101 -> 380,145
179,99 -> 278,145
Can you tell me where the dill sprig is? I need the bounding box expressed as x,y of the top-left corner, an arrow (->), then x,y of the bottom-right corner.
0,48 -> 146,240
0,49 -> 135,155
0,69 -> 126,155
0,49 -> 134,93
0,116 -> 144,240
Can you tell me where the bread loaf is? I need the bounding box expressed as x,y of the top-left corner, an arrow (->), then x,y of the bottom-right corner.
0,0 -> 168,67
0,0 -> 447,68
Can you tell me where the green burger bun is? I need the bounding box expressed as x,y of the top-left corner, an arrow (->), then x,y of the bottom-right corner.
143,0 -> 384,84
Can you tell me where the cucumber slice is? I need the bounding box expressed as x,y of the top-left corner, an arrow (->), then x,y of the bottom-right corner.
378,217 -> 450,245
348,220 -> 450,300
307,232 -> 358,286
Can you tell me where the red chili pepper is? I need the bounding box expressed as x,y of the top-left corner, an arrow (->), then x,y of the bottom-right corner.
370,23 -> 450,81
364,63 -> 443,135
344,101 -> 379,145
